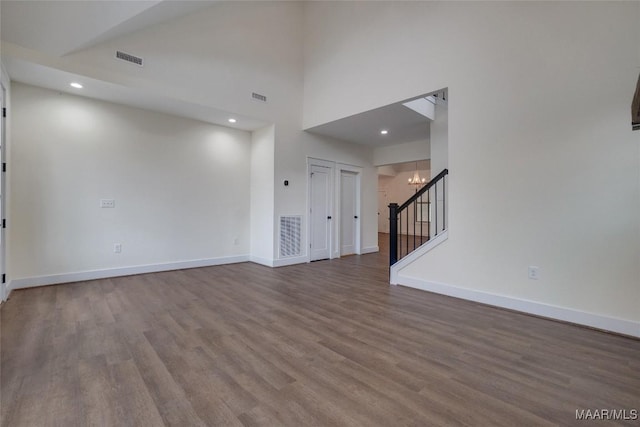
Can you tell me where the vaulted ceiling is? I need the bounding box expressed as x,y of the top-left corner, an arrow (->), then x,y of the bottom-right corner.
1,1 -> 215,57
1,1 -> 271,130
1,0 -> 432,146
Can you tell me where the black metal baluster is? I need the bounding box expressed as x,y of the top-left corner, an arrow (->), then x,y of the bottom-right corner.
435,181 -> 438,235
399,208 -> 402,259
405,209 -> 408,257
389,203 -> 398,265
443,176 -> 446,231
427,188 -> 431,241
412,200 -> 416,251
419,193 -> 423,246
398,211 -> 401,260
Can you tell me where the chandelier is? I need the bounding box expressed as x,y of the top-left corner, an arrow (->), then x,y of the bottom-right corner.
407,162 -> 426,190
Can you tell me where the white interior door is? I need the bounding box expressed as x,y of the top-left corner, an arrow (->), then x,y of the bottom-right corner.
309,164 -> 331,261
340,171 -> 357,255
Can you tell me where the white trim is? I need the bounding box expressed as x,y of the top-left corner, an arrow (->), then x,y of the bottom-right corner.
307,157 -> 335,169
248,255 -> 310,268
361,246 -> 379,254
273,255 -> 307,267
307,157 -> 335,261
336,163 -> 363,257
249,255 -> 274,267
395,276 -> 640,338
0,78 -> 6,303
390,230 -> 448,284
8,255 -> 250,291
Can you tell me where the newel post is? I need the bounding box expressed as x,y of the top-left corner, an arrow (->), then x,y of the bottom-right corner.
389,203 -> 399,266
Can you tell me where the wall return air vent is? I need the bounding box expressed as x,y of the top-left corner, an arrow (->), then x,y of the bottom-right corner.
115,50 -> 143,66
279,216 -> 301,258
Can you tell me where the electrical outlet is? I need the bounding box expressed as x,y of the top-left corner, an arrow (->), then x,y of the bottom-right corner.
100,199 -> 115,208
528,266 -> 539,280
114,243 -> 122,253
233,237 -> 239,245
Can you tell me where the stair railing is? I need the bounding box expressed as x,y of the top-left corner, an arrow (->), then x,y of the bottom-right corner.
389,169 -> 448,265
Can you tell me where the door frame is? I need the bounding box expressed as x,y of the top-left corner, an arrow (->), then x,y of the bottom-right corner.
336,163 -> 362,256
307,158 -> 335,262
0,82 -> 6,301
307,158 -> 363,261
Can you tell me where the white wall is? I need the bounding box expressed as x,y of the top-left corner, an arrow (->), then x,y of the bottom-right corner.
377,165 -> 396,177
9,83 -> 251,285
250,124 -> 275,265
3,0 -> 380,270
429,101 -> 448,235
300,131 -> 378,254
58,1 -> 379,263
373,139 -> 429,167
429,102 -> 448,178
304,2 -> 640,332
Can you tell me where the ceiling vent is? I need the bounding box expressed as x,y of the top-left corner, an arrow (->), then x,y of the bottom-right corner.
252,92 -> 267,102
115,50 -> 143,67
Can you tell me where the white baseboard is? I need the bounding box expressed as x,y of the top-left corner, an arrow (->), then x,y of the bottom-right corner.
249,255 -> 307,268
8,255 -> 250,292
396,275 -> 640,338
273,255 -> 308,267
249,256 -> 275,267
361,246 -> 379,254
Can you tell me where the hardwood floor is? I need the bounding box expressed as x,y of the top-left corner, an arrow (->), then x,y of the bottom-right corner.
2,239 -> 639,426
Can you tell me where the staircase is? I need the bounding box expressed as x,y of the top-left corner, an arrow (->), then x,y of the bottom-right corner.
388,169 -> 448,265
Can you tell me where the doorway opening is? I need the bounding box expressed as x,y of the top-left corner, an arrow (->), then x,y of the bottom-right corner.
377,160 -> 430,235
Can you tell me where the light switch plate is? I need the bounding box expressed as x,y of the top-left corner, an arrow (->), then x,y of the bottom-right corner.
100,199 -> 115,208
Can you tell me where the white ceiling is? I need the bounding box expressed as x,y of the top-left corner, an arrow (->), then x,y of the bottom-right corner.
0,1 -> 215,56
1,0 -> 435,144
0,0 -> 268,130
3,57 -> 267,131
306,101 -> 431,147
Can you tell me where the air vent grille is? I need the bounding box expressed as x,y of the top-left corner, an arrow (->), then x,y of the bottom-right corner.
279,216 -> 301,258
252,92 -> 267,102
116,50 -> 143,66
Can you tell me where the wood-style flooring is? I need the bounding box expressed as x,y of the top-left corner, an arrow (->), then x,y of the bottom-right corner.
2,237 -> 639,426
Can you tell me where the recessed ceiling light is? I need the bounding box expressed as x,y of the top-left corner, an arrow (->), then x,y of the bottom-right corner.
70,82 -> 83,89
380,129 -> 389,135
228,118 -> 237,123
